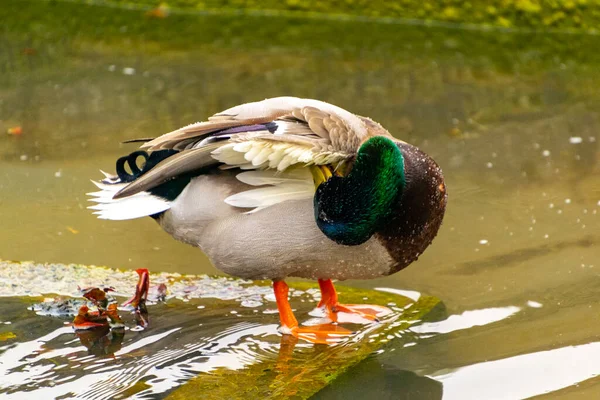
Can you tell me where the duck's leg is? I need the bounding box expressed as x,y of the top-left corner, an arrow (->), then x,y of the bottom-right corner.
317,279 -> 391,323
273,280 -> 351,344
273,280 -> 298,334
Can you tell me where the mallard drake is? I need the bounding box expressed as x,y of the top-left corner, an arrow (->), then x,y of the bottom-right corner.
89,97 -> 447,341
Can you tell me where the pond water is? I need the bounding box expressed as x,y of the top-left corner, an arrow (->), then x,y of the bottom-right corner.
1,0 -> 600,398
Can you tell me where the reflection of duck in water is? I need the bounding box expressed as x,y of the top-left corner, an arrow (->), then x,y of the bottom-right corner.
90,97 -> 447,343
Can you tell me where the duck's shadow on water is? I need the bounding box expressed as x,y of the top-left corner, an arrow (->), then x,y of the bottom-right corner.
314,358 -> 443,400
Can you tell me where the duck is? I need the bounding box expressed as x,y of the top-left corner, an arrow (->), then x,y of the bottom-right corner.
89,97 -> 447,342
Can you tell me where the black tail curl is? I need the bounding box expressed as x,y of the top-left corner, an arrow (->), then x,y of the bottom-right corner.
115,149 -> 192,203
115,150 -> 178,183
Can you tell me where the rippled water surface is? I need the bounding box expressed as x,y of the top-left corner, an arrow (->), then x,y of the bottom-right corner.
2,0 -> 600,398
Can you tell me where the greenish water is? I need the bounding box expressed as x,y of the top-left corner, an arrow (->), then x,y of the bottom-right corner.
0,261 -> 442,398
2,0 -> 600,398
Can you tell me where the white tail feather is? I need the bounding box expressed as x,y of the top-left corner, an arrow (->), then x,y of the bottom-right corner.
88,175 -> 171,220
99,170 -> 119,181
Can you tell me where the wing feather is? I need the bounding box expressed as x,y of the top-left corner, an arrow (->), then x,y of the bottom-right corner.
224,168 -> 314,213
142,97 -> 372,153
114,97 -> 393,208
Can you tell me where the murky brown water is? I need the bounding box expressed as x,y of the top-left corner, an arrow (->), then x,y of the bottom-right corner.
2,0 -> 600,398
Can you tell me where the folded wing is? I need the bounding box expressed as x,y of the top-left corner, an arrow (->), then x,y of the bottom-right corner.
113,97 -> 389,211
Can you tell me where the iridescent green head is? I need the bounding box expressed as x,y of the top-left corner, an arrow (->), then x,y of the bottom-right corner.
314,136 -> 406,245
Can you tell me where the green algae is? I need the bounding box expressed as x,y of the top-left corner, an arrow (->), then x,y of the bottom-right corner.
5,0 -> 600,70
0,259 -> 442,398
37,0 -> 600,33
4,0 -> 600,168
166,286 -> 440,400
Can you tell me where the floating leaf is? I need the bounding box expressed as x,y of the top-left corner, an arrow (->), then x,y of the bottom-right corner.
0,332 -> 16,341
7,126 -> 22,135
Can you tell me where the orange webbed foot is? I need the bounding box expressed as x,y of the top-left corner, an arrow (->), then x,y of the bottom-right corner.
272,279 -> 393,345
315,279 -> 392,324
328,303 -> 392,324
274,280 -> 354,344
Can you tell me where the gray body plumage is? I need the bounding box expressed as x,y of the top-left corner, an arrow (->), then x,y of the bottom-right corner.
158,171 -> 393,280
